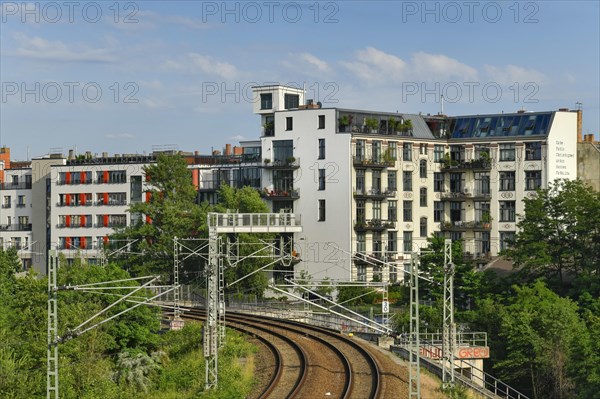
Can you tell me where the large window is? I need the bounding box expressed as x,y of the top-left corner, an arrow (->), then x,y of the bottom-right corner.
388,200 -> 397,221
500,231 -> 516,251
403,231 -> 413,253
419,160 -> 427,179
273,140 -> 293,163
284,94 -> 299,109
388,231 -> 397,253
286,117 -> 293,130
434,145 -> 444,162
499,143 -> 515,161
372,140 -> 382,163
356,169 -> 365,193
499,171 -> 515,191
450,145 -> 465,162
420,187 -> 427,207
525,142 -> 542,160
474,172 -> 490,196
403,171 -> 412,191
403,143 -> 413,161
373,200 -> 382,220
450,201 -> 463,222
387,171 -> 397,191
318,115 -> 325,129
434,201 -> 444,222
449,173 -> 463,193
499,201 -> 516,222
318,200 -> 326,221
372,170 -> 381,192
356,200 -> 366,223
318,138 -> 326,159
356,140 -> 365,160
388,142 -> 398,160
434,173 -> 444,192
420,217 -> 427,237
260,93 -> 272,109
318,169 -> 326,190
130,175 -> 142,202
403,201 -> 412,222
525,170 -> 542,190
356,233 -> 366,253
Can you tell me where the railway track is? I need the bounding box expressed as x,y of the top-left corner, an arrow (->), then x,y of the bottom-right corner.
180,308 -> 382,399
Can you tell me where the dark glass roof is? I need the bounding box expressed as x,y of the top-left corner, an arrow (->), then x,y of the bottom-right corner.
448,112 -> 554,139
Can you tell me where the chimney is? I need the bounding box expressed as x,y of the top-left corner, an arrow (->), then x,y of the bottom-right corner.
194,150 -> 199,156
68,149 -> 75,160
577,109 -> 583,143
225,144 -> 232,155
233,146 -> 243,155
212,150 -> 221,156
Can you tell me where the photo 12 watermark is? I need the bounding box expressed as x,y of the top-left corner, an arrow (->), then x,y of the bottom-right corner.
1,82 -> 140,104
400,1 -> 539,24
199,1 -> 339,23
1,1 -> 139,24
401,81 -> 540,104
201,81 -> 340,104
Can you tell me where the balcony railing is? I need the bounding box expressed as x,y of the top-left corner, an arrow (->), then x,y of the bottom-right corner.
353,156 -> 395,168
354,219 -> 396,231
440,159 -> 491,171
262,157 -> 300,169
440,221 -> 491,231
440,190 -> 491,200
262,188 -> 300,200
0,224 -> 32,231
0,182 -> 32,190
353,187 -> 396,198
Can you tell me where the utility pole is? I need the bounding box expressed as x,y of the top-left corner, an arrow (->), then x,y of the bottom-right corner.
442,239 -> 456,388
47,251 -> 59,399
409,252 -> 421,399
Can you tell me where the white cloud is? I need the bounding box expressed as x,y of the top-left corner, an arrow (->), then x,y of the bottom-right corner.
164,53 -> 238,79
105,133 -> 135,139
483,64 -> 546,85
411,52 -> 478,81
228,135 -> 245,141
12,33 -> 117,63
281,52 -> 331,75
341,47 -> 409,83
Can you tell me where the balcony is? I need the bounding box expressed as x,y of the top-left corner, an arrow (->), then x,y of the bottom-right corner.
353,156 -> 395,168
261,188 -> 300,200
440,190 -> 492,201
463,252 -> 492,262
354,252 -> 385,264
354,219 -> 396,231
440,221 -> 491,231
262,157 -> 300,169
0,182 -> 32,190
440,159 -> 491,172
0,224 -> 32,231
353,187 -> 396,199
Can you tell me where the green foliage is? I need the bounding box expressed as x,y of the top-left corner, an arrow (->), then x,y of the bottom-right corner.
337,285 -> 378,305
505,179 -> 600,295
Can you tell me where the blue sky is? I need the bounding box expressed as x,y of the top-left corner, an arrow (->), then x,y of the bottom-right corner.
1,0 -> 598,160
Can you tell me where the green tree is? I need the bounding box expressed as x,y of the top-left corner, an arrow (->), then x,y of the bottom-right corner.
505,179 -> 600,295
116,153 -> 208,279
495,281 -> 590,399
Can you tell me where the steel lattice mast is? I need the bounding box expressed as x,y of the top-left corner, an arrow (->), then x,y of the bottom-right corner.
47,251 -> 59,399
442,238 -> 456,388
409,252 -> 421,399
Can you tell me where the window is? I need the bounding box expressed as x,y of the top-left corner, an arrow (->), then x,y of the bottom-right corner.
450,145 -> 465,162
357,265 -> 367,281
499,143 -> 515,161
318,169 -> 326,190
450,201 -> 463,222
372,170 -> 381,192
318,115 -> 325,129
273,170 -> 294,192
420,217 -> 428,237
372,141 -> 382,163
499,201 -> 516,222
388,142 -> 398,160
387,171 -> 397,191
356,140 -> 366,161
403,171 -> 412,191
434,201 -> 444,222
388,201 -> 397,221
419,143 -> 428,155
434,173 -> 444,192
130,176 -> 142,202
356,170 -> 365,193
499,171 -> 516,191
476,231 -> 491,255
17,195 -> 25,207
318,139 -> 325,159
450,173 -> 463,193
475,145 -> 490,160
373,232 -> 383,256
388,231 -> 397,253
434,145 -> 444,162
3,196 -> 10,208
273,140 -> 293,163
525,142 -> 542,160
11,175 -> 18,185
419,160 -> 427,179
475,201 -> 491,222
525,170 -> 542,190
356,233 -> 366,253
403,231 -> 413,253
284,94 -> 299,109
500,231 -> 516,251
318,200 -> 326,221
356,200 -> 366,223
260,93 -> 272,109
286,117 -> 293,130
403,201 -> 412,222
475,172 -> 490,196
373,201 -> 382,220
403,143 -> 412,161
420,187 -> 427,207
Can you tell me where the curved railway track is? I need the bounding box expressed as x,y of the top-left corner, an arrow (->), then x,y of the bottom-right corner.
180,308 -> 382,399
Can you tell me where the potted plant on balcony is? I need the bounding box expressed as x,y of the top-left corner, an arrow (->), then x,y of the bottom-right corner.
263,158 -> 271,165
365,117 -> 379,133
388,118 -> 399,134
399,119 -> 413,135
286,156 -> 296,165
479,150 -> 491,166
382,148 -> 396,165
481,212 -> 492,228
338,115 -> 352,132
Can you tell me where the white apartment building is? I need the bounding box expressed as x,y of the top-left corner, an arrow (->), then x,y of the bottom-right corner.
0,167 -> 34,269
252,85 -> 578,283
